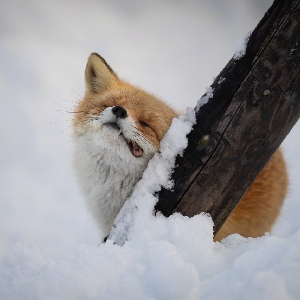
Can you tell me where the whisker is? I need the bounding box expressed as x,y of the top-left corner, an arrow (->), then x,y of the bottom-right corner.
49,120 -> 74,124
60,98 -> 99,111
55,109 -> 92,115
83,98 -> 99,110
129,123 -> 156,139
133,132 -> 157,152
54,111 -> 72,115
54,101 -> 73,111
67,110 -> 91,114
132,131 -> 153,145
60,116 -> 96,133
54,101 -> 93,115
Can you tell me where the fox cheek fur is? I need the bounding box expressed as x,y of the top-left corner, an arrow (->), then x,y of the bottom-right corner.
73,53 -> 288,242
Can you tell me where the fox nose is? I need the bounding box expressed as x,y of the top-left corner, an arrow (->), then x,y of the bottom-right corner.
112,106 -> 127,118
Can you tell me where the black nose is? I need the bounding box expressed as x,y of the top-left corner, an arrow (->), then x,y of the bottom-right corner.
112,106 -> 127,118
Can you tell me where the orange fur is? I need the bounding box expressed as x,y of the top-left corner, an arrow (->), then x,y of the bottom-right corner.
74,82 -> 178,148
215,149 -> 288,241
74,54 -> 177,149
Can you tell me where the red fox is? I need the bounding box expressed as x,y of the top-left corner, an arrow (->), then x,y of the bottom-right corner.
73,53 -> 288,241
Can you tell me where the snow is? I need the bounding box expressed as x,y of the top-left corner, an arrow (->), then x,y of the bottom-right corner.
2,0 -> 300,299
2,106 -> 300,300
1,215 -> 300,299
233,31 -> 252,60
196,86 -> 214,112
218,77 -> 226,85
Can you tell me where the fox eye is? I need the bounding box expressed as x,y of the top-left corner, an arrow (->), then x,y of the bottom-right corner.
139,121 -> 150,128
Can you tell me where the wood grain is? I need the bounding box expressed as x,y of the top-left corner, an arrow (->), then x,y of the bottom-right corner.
155,0 -> 300,235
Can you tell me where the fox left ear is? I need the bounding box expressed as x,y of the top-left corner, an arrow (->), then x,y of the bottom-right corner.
85,53 -> 118,95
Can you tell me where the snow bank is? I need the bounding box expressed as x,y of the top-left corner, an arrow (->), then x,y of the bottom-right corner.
1,109 -> 300,299
1,220 -> 300,299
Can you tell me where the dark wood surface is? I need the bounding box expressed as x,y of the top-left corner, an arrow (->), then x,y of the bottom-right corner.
155,0 -> 300,235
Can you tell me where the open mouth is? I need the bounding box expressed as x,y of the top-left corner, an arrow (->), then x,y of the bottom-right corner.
126,139 -> 143,157
105,123 -> 143,157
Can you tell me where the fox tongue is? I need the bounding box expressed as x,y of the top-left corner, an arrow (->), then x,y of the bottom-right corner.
130,141 -> 143,157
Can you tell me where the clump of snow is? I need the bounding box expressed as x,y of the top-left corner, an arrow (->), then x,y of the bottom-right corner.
218,77 -> 225,85
233,31 -> 252,60
1,108 -> 300,299
196,86 -> 214,112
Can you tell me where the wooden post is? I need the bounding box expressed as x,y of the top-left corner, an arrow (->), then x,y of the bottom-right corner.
155,0 -> 300,235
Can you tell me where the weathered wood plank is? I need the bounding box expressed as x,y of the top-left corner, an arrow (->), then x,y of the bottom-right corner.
155,0 -> 300,235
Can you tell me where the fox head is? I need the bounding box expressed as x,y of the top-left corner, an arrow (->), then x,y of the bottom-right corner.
73,53 -> 178,163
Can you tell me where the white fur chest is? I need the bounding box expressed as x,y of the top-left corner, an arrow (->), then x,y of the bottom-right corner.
73,123 -> 151,238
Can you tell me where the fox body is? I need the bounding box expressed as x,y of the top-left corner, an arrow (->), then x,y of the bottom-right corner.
73,53 -> 288,241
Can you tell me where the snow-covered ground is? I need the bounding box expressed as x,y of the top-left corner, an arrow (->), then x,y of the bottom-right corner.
1,0 -> 300,299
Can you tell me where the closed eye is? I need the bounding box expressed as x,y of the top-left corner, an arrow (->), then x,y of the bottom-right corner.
139,121 -> 151,128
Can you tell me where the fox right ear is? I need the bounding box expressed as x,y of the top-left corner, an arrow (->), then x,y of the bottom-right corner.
85,53 -> 118,95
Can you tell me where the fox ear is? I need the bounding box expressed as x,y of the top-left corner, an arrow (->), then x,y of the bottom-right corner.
85,53 -> 118,95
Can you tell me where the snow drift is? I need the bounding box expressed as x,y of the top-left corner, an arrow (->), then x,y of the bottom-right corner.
1,109 -> 300,300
